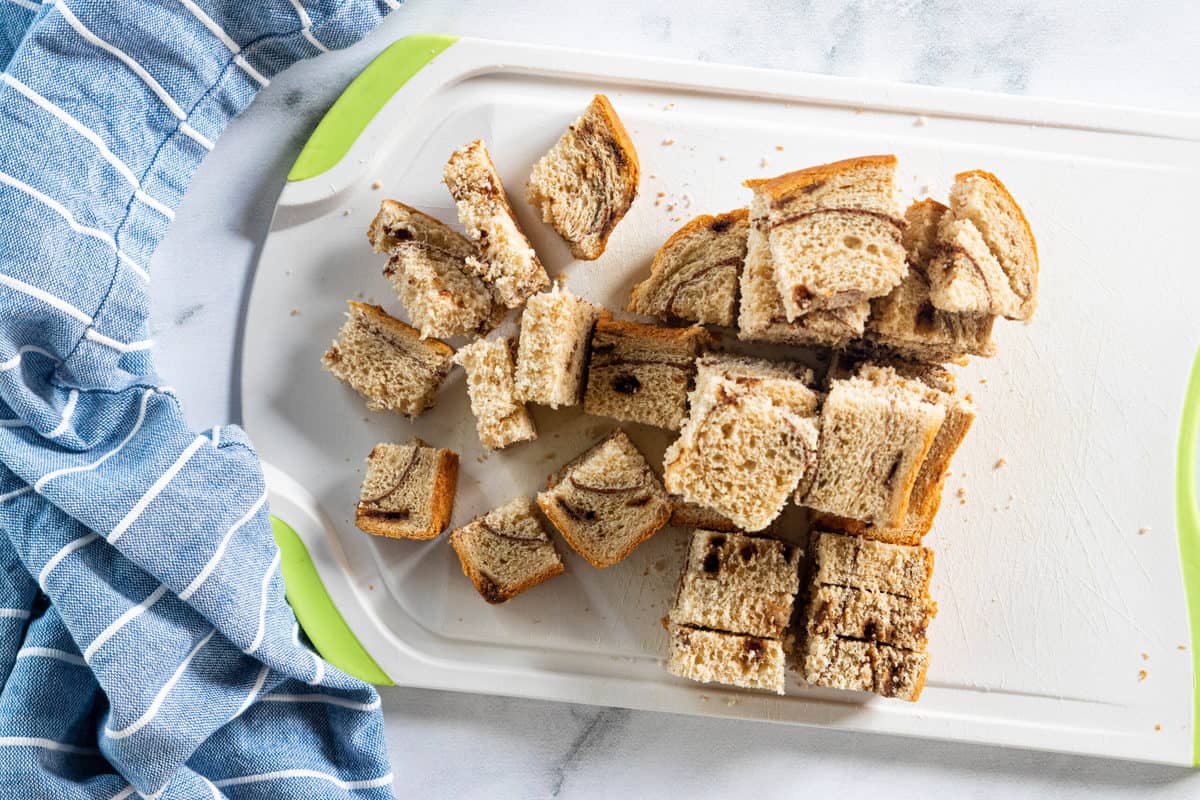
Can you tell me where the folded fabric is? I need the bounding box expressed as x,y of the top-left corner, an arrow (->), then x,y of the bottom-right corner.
0,1 -> 398,798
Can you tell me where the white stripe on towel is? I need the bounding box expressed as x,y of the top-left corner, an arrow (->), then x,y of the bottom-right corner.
212,770 -> 393,791
245,550 -> 282,653
54,0 -> 187,120
179,490 -> 268,600
0,74 -> 173,221
3,0 -> 42,12
17,646 -> 87,666
37,390 -> 153,491
1,345 -> 57,371
288,1 -> 329,52
46,389 -> 79,438
108,435 -> 205,543
84,329 -> 154,353
106,628 -> 217,739
179,122 -> 214,151
177,0 -> 269,86
39,532 -> 100,586
108,787 -> 136,800
0,736 -> 98,755
234,663 -> 271,719
0,168 -> 148,281
260,693 -> 380,712
83,584 -> 167,663
0,608 -> 32,619
0,272 -> 92,325
0,487 -> 34,504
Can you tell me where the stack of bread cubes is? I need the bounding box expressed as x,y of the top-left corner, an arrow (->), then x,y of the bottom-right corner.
321,93 -> 1039,702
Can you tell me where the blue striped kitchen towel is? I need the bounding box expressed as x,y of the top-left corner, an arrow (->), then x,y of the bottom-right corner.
0,1 -> 400,798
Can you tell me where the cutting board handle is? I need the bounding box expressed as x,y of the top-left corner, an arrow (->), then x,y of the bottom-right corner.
1178,348 -> 1200,765
287,34 -> 459,183
264,463 -> 393,686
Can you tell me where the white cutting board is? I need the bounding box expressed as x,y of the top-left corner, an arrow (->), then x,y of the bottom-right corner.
241,35 -> 1200,765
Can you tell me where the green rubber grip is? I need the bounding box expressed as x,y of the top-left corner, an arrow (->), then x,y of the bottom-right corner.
273,517 -> 392,685
1177,348 -> 1200,764
287,34 -> 458,182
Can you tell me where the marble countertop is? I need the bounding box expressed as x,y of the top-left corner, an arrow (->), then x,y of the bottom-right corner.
151,1 -> 1200,796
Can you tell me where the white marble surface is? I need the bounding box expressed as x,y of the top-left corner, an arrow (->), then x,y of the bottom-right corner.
151,1 -> 1200,796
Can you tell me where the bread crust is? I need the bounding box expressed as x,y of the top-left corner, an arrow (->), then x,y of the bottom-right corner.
744,154 -> 897,202
449,524 -> 565,603
344,301 -> 455,359
628,208 -> 748,323
536,493 -> 670,569
367,199 -> 472,255
584,93 -> 640,259
355,447 -> 458,540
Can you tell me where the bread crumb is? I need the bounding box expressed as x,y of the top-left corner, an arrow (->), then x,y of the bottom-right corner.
681,194 -> 692,208
342,209 -> 352,217
1156,724 -> 1162,732
653,557 -> 668,573
664,102 -> 675,110
656,191 -> 665,198
979,377 -> 988,384
1179,645 -> 1188,651
649,174 -> 657,180
1138,526 -> 1151,535
700,695 -> 709,702
956,487 -> 967,499
914,115 -> 928,127
918,184 -> 932,196
289,308 -> 301,317
854,107 -> 865,115
371,180 -> 382,190
1141,652 -> 1149,660
759,157 -> 769,168
1138,669 -> 1148,682
718,154 -> 728,161
662,138 -> 675,146
666,203 -> 676,212
368,584 -> 374,591
994,457 -> 1006,469
775,145 -> 784,151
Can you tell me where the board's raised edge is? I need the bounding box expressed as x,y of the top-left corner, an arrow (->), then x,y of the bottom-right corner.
1177,347 -> 1200,765
287,33 -> 458,182
272,516 -> 393,685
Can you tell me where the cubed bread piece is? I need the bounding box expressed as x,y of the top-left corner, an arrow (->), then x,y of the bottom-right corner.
444,140 -> 549,307
668,624 -> 786,694
738,192 -> 870,347
802,368 -> 945,528
356,440 -> 458,540
367,200 -> 503,340
449,496 -> 564,603
526,94 -> 639,260
514,285 -> 603,408
813,363 -> 975,544
537,429 -> 672,567
807,584 -> 935,651
628,209 -> 747,326
582,319 -> 709,430
663,360 -> 819,532
801,634 -> 928,701
867,199 -> 995,362
322,301 -> 454,417
670,530 -> 801,639
825,350 -> 957,395
745,155 -> 907,319
695,353 -> 816,394
669,498 -> 739,533
452,337 -> 537,450
926,171 -> 1038,321
810,531 -> 934,599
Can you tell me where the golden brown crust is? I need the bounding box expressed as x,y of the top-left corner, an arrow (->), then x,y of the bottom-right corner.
429,448 -> 459,535
537,492 -> 672,569
953,169 -> 1038,263
355,446 -> 458,540
808,512 -> 926,546
743,154 -> 897,200
449,527 -> 565,603
367,200 -> 461,253
344,301 -> 455,359
592,317 -> 712,348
